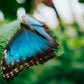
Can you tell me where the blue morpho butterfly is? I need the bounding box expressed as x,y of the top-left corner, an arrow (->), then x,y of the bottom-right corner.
1,14 -> 59,81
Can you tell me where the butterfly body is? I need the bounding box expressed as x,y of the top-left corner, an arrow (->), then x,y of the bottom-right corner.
1,14 -> 59,81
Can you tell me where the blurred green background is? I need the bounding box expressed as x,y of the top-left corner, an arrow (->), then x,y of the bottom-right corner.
0,0 -> 84,84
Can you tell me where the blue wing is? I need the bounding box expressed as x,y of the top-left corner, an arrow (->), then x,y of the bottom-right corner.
1,29 -> 56,81
1,15 -> 58,81
22,15 -> 53,42
22,14 -> 43,26
5,29 -> 52,65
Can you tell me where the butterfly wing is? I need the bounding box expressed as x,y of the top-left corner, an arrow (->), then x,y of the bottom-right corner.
1,29 -> 56,81
22,14 -> 58,48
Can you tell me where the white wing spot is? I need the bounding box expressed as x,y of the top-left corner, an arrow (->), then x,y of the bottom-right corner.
4,50 -> 7,59
12,63 -> 14,65
3,74 -> 6,78
3,67 -> 6,70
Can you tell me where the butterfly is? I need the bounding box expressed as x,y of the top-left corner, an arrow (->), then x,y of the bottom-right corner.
1,14 -> 59,81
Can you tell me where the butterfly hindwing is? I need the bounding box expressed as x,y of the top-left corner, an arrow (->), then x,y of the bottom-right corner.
1,28 -> 56,81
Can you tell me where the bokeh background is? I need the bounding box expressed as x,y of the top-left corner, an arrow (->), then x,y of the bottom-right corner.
0,0 -> 84,84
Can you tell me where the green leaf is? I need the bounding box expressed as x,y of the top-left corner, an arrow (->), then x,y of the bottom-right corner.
0,0 -> 35,19
0,19 -> 22,58
50,29 -> 64,57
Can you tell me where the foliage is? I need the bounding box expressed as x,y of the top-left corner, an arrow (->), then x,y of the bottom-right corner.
0,0 -> 35,20
0,0 -> 84,84
79,0 -> 84,3
0,19 -> 21,60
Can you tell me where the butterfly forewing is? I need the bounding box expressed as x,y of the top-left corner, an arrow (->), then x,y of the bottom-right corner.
22,14 -> 58,48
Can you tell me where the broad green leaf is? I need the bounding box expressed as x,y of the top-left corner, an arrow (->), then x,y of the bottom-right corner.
0,19 -> 22,58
